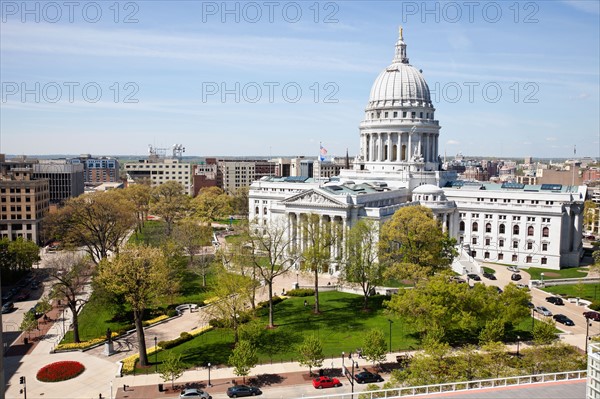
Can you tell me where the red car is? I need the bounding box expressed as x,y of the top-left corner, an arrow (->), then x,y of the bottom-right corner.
584,311 -> 600,321
312,376 -> 342,389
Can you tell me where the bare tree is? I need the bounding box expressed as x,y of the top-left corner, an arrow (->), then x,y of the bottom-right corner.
47,251 -> 93,343
248,218 -> 298,328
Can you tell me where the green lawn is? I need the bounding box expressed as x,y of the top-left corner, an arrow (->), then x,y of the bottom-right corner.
482,266 -> 495,274
542,284 -> 600,302
128,220 -> 167,246
62,270 -> 216,344
133,290 -> 538,374
525,267 -> 588,280
133,291 -> 419,373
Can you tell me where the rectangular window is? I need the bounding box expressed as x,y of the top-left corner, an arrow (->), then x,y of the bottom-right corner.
526,256 -> 532,263
513,241 -> 518,249
472,237 -> 477,244
527,242 -> 533,250
499,239 -> 504,247
498,253 -> 504,260
542,243 -> 548,251
512,254 -> 518,262
485,238 -> 490,246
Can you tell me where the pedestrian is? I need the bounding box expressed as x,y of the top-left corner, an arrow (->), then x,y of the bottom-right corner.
282,288 -> 285,295
304,300 -> 308,307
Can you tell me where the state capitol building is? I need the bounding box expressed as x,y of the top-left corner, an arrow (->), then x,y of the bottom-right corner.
249,28 -> 586,272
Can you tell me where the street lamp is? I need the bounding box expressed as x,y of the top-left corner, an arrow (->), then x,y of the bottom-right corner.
296,270 -> 299,285
350,360 -> 358,399
531,307 -> 535,331
154,337 -> 158,372
388,319 -> 394,353
207,362 -> 212,387
540,272 -> 544,286
586,317 -> 592,354
516,335 -> 520,356
341,351 -> 345,368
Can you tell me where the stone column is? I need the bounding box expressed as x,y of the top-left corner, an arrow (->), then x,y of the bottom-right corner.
442,213 -> 447,233
408,132 -> 412,161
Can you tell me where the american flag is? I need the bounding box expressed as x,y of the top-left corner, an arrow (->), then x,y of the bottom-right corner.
320,143 -> 327,161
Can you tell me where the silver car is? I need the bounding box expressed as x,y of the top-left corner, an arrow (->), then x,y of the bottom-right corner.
535,306 -> 552,317
180,388 -> 212,399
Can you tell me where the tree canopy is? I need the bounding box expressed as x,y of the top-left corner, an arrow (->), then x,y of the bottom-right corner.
385,276 -> 531,342
151,181 -> 191,236
342,220 -> 384,309
95,245 -> 172,366
45,191 -> 135,263
379,205 -> 456,281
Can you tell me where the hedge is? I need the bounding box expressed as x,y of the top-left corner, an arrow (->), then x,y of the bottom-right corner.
286,288 -> 315,297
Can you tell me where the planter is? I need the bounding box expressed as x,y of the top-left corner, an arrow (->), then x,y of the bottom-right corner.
37,361 -> 85,382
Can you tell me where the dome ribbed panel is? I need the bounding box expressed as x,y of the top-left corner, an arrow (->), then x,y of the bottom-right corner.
367,63 -> 431,109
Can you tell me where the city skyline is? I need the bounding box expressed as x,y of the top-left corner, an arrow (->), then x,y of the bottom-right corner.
1,1 -> 599,159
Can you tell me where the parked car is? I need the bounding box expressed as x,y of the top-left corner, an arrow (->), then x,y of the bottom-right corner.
226,385 -> 262,398
511,273 -> 522,281
354,370 -> 383,384
584,311 -> 600,321
467,273 -> 481,281
508,266 -> 520,273
482,272 -> 497,280
494,286 -> 503,294
312,376 -> 342,389
517,284 -> 529,290
1,302 -> 14,314
535,306 -> 552,317
180,388 -> 211,399
526,301 -> 535,309
553,314 -> 574,326
545,296 -> 564,306
14,291 -> 30,302
449,276 -> 466,284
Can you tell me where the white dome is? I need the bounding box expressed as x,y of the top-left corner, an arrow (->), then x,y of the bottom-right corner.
368,64 -> 431,108
412,184 -> 444,195
366,28 -> 431,109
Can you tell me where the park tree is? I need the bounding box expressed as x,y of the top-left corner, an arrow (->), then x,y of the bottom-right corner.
379,205 -> 456,282
362,329 -> 387,366
95,245 -> 172,367
36,296 -> 53,321
160,353 -> 186,389
248,218 -> 298,328
173,219 -> 212,270
204,267 -> 254,343
481,341 -> 511,379
385,275 -> 531,342
231,186 -> 250,218
45,191 -> 135,263
124,183 -> 152,234
532,318 -> 557,345
151,181 -> 191,236
228,340 -> 258,383
478,318 -> 505,345
47,251 -> 93,343
584,200 -> 598,234
297,334 -> 324,376
342,220 -> 384,310
520,342 -> 586,375
301,214 -> 337,314
0,238 -> 40,283
193,187 -> 232,222
20,311 -> 38,340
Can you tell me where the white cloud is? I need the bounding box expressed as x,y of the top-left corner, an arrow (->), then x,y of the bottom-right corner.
446,140 -> 460,145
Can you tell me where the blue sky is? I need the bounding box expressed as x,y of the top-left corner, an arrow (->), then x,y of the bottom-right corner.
1,0 -> 598,159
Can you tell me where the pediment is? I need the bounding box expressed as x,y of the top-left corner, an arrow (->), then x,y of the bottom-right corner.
283,189 -> 348,208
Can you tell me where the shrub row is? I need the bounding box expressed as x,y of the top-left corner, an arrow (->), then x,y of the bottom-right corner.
590,301 -> 600,311
158,331 -> 194,349
286,288 -> 315,297
55,332 -> 119,351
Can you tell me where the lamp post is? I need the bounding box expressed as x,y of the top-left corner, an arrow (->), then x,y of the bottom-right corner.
341,351 -> 345,368
207,362 -> 212,387
586,317 -> 592,354
540,272 -> 544,286
531,307 -> 535,331
516,335 -> 520,356
350,360 -> 358,399
296,270 -> 299,285
154,337 -> 158,372
388,319 -> 393,353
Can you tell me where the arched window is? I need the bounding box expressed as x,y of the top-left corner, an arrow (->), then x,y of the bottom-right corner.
513,225 -> 520,235
542,227 -> 549,237
255,206 -> 259,214
401,145 -> 407,161
392,145 -> 398,161
527,226 -> 534,236
459,221 -> 465,232
499,224 -> 505,234
472,222 -> 478,232
485,223 -> 492,233
263,207 -> 268,215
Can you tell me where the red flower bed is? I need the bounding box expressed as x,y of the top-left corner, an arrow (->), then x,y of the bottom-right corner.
37,361 -> 85,382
